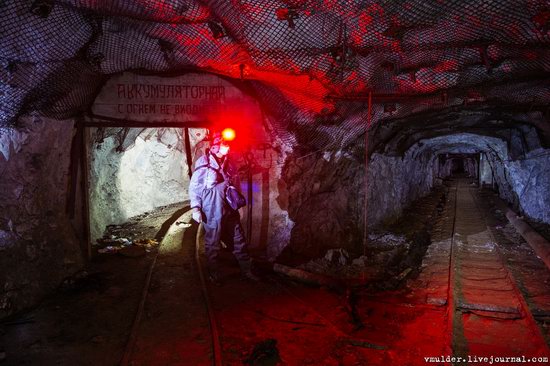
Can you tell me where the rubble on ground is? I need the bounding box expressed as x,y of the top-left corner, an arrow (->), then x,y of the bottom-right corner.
298,233 -> 411,281
93,203 -> 187,256
95,236 -> 159,254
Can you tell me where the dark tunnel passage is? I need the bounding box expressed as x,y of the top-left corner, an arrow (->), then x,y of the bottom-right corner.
451,157 -> 465,174
438,153 -> 480,179
1,1 -> 550,365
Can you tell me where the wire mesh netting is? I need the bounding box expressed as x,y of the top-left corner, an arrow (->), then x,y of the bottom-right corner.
1,0 -> 549,150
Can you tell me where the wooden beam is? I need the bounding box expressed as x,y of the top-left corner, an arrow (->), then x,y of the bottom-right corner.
247,157 -> 253,245
184,127 -> 193,179
66,122 -> 83,217
80,121 -> 92,260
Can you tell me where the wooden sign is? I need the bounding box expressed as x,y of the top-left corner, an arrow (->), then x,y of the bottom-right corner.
91,72 -> 254,123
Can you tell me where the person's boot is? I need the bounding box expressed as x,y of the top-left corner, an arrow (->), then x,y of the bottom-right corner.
239,260 -> 260,281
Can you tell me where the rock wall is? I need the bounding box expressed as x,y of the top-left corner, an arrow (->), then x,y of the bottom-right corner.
367,150 -> 438,227
464,158 -> 478,178
504,149 -> 550,223
276,143 -> 438,263
0,116 -> 83,320
470,138 -> 550,224
479,153 -> 494,186
277,150 -> 365,263
487,151 -> 516,206
88,128 -> 189,243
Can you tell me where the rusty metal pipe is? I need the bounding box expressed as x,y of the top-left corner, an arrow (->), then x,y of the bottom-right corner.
506,210 -> 550,271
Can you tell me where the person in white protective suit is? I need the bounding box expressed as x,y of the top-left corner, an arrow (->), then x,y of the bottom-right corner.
188,132 -> 258,284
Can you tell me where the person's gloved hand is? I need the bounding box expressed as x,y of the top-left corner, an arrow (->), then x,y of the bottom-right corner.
192,209 -> 202,223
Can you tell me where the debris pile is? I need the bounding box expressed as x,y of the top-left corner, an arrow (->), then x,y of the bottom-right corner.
297,233 -> 410,281
92,203 -> 189,256
95,235 -> 159,254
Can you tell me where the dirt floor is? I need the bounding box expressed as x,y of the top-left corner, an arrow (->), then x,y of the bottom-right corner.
0,248 -> 153,365
0,202 -> 189,366
1,180 -> 549,365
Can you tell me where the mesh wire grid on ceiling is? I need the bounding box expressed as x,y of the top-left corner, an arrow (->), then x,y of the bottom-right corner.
0,0 -> 549,150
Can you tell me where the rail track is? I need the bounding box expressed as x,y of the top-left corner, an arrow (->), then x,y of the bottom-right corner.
447,178 -> 549,360
120,178 -> 550,365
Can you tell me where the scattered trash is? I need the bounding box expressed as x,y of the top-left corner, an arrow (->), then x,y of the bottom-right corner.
175,221 -> 192,228
495,225 -> 503,230
396,267 -> 412,281
95,203 -> 187,256
96,236 -> 158,255
118,238 -> 132,246
134,239 -> 159,250
97,246 -> 120,254
96,235 -> 132,246
242,338 -> 280,366
294,231 -> 411,281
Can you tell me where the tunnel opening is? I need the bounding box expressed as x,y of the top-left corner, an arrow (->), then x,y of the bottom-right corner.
438,153 -> 480,181
87,127 -> 208,254
451,158 -> 464,174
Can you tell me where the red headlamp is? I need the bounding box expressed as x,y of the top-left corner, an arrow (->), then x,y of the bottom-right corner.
221,128 -> 236,141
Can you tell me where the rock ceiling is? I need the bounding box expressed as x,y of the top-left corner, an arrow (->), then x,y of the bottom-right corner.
1,1 -> 549,150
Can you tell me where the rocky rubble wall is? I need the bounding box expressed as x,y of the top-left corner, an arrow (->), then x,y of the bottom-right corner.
487,152 -> 516,207
277,150 -> 364,262
504,149 -> 550,224
276,146 -> 437,263
367,150 -> 438,227
0,116 -> 83,320
476,137 -> 550,224
480,153 -> 493,185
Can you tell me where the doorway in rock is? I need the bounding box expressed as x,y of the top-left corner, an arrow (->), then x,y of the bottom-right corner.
439,153 -> 480,183
86,126 -> 208,255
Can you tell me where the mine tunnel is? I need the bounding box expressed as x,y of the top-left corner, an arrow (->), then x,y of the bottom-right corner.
1,1 -> 550,365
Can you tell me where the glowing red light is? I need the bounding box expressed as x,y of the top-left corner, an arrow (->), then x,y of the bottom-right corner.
222,128 -> 236,141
